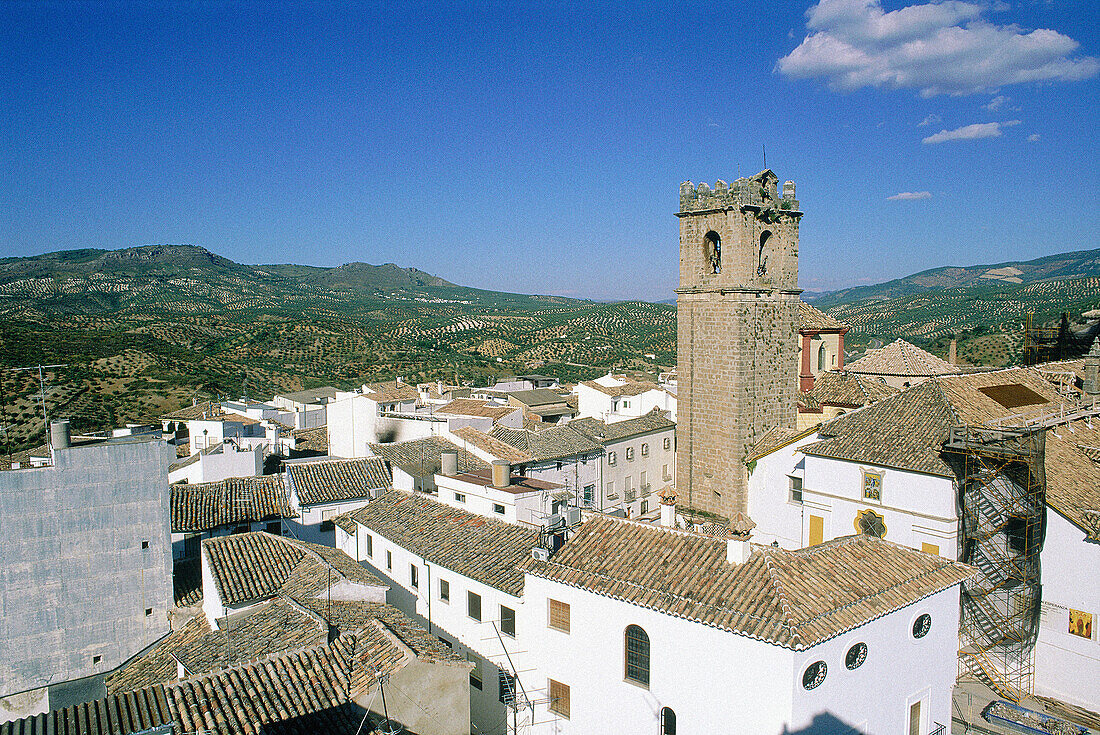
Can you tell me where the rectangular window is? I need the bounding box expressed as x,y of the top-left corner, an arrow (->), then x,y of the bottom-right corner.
626,447 -> 634,461
366,533 -> 373,558
548,599 -> 570,632
663,437 -> 671,450
583,484 -> 594,505
862,470 -> 882,501
499,670 -> 517,705
468,654 -> 482,690
386,550 -> 392,571
640,470 -> 648,493
320,508 -> 336,533
454,492 -> 466,503
548,679 -> 570,719
468,591 -> 482,621
500,605 -> 516,637
608,451 -> 616,466
662,463 -> 671,481
641,443 -> 649,456
808,515 -> 824,546
789,476 -> 803,504
493,503 -> 505,515
439,578 -> 450,602
606,480 -> 616,499
410,564 -> 419,589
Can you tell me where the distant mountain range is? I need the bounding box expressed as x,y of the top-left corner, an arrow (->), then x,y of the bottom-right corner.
0,244 -> 673,452
808,249 -> 1100,308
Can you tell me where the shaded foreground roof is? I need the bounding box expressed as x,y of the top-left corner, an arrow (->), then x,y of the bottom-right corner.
844,338 -> 958,378
203,532 -> 387,606
2,627 -> 413,735
346,490 -> 541,596
291,426 -> 327,452
286,457 -> 390,505
798,301 -> 848,331
525,514 -> 974,650
171,476 -> 294,532
569,409 -> 675,443
802,368 -> 1065,477
369,435 -> 489,476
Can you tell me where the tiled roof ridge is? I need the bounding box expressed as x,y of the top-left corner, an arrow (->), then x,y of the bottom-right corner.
759,547 -> 804,649
928,377 -> 962,426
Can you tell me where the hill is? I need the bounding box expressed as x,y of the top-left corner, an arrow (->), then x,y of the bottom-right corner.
811,248 -> 1100,367
0,245 -> 675,453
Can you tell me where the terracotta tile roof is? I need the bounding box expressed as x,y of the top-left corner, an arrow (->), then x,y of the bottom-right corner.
844,339 -> 959,378
452,426 -> 533,463
0,684 -> 175,735
745,426 -> 817,462
369,436 -> 488,476
363,381 -> 419,403
1042,419 -> 1100,541
171,476 -> 295,532
174,558 -> 203,607
579,379 -> 664,397
798,300 -> 849,331
161,401 -> 221,421
524,514 -> 974,650
802,371 -> 899,407
569,409 -> 675,444
435,398 -> 519,420
802,368 -> 1064,476
506,388 -> 571,407
486,424 -> 601,462
290,425 -> 327,452
286,457 -> 390,505
347,490 -> 541,596
202,532 -> 387,607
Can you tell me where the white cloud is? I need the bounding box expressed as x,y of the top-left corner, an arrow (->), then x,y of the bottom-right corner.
777,0 -> 1099,96
1027,133 -> 1041,142
887,191 -> 933,200
921,120 -> 1019,143
984,94 -> 1008,110
918,113 -> 941,126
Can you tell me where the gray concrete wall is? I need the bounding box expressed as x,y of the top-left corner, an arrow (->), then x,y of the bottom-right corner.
0,437 -> 172,707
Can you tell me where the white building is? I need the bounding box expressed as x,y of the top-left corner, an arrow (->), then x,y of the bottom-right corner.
745,366 -> 1100,710
434,459 -> 565,528
335,490 -> 542,734
369,435 -> 489,494
327,380 -> 422,457
167,440 -> 263,484
574,373 -> 677,423
521,513 -> 974,735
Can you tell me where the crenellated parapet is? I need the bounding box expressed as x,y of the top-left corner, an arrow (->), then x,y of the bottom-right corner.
679,170 -> 800,216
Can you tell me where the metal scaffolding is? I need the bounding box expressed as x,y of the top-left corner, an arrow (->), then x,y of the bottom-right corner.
944,425 -> 1045,702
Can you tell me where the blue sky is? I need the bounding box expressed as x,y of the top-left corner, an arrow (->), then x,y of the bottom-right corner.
2,1 -> 1097,301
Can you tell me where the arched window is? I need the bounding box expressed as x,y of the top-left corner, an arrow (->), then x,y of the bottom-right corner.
660,707 -> 677,735
758,231 -> 772,276
703,231 -> 721,274
817,343 -> 827,372
624,625 -> 650,685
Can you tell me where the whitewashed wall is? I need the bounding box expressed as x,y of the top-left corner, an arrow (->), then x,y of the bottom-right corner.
1035,510 -> 1100,710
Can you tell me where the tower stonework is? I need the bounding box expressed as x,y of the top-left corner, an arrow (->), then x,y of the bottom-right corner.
676,170 -> 801,519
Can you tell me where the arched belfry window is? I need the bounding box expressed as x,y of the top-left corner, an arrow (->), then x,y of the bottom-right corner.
661,707 -> 677,734
703,231 -> 721,274
624,625 -> 650,685
817,343 -> 827,372
758,230 -> 772,276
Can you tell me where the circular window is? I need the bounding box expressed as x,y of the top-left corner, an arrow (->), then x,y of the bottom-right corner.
845,642 -> 868,670
912,614 -> 932,639
802,660 -> 827,690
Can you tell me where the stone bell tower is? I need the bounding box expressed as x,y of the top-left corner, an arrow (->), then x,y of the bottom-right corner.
675,170 -> 801,519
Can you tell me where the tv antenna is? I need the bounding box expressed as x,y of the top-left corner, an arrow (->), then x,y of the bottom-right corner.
9,364 -> 67,449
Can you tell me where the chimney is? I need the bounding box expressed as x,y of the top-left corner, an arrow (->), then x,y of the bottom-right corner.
1085,339 -> 1100,395
948,339 -> 958,365
726,512 -> 757,566
658,486 -> 677,528
491,460 -> 511,488
441,450 -> 458,477
50,420 -> 71,451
